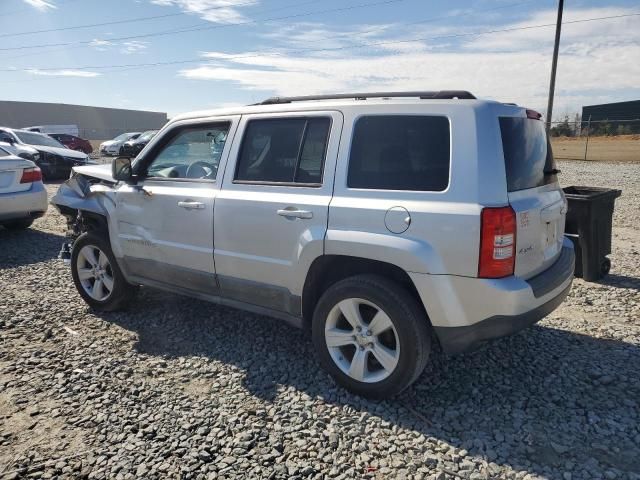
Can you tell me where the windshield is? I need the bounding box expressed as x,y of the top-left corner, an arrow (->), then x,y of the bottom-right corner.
15,131 -> 65,148
139,131 -> 157,141
113,133 -> 131,141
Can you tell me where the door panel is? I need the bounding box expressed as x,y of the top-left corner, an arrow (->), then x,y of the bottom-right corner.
115,181 -> 218,293
113,116 -> 239,293
214,111 -> 343,314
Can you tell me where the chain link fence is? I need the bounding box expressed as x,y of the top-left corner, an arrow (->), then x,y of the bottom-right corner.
549,119 -> 640,162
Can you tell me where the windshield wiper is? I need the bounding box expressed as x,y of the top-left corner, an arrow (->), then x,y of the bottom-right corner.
544,168 -> 561,175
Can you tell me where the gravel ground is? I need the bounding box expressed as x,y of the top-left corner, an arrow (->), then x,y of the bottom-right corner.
0,161 -> 638,480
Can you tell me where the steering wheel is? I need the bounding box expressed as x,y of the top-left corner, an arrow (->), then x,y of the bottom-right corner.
185,161 -> 215,179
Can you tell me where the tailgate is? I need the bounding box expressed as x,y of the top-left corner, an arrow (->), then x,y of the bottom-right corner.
0,157 -> 32,194
509,185 -> 566,278
499,114 -> 566,279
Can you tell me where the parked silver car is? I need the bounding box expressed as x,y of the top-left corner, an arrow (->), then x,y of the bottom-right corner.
0,146 -> 47,229
52,91 -> 574,398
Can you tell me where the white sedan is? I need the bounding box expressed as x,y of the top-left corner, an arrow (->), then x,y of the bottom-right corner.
99,132 -> 141,156
0,146 -> 47,230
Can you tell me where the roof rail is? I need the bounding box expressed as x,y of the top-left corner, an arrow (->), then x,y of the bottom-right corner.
257,90 -> 476,105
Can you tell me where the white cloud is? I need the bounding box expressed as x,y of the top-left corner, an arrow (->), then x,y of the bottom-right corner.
89,39 -> 113,51
149,0 -> 258,23
179,6 -> 640,117
121,41 -> 149,54
21,0 -> 56,11
88,39 -> 148,54
26,69 -> 101,78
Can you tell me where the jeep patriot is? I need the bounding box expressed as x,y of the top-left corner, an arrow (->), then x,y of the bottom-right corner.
52,91 -> 575,398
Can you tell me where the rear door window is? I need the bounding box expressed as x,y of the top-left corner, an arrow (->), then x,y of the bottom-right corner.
499,117 -> 557,192
235,117 -> 331,185
347,115 -> 450,191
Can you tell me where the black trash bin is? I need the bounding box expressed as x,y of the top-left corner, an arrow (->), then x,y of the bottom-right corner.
563,186 -> 621,282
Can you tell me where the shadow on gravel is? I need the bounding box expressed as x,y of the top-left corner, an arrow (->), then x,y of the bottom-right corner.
97,289 -> 640,477
0,228 -> 63,267
598,273 -> 640,291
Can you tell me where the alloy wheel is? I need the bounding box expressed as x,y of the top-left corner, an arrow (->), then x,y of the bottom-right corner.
324,298 -> 400,383
76,245 -> 114,301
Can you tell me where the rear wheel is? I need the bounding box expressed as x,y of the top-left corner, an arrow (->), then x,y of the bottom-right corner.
71,232 -> 136,311
2,219 -> 34,230
312,274 -> 430,399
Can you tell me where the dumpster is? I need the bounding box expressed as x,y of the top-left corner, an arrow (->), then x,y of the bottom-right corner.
563,186 -> 621,281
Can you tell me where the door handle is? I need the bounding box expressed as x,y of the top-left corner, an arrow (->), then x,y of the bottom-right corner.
178,200 -> 205,210
277,208 -> 313,219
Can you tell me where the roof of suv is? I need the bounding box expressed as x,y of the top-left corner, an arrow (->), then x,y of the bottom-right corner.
172,91 -> 517,123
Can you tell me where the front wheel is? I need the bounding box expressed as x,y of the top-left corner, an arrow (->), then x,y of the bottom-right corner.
312,274 -> 431,399
70,232 -> 136,311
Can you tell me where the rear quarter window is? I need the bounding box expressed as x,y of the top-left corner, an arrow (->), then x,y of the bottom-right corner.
347,115 -> 450,191
499,117 -> 557,192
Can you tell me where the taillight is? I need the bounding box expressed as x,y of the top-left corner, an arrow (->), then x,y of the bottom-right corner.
20,167 -> 42,184
478,206 -> 516,278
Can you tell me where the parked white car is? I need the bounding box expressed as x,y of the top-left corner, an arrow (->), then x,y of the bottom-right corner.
52,91 -> 574,398
0,127 -> 90,180
0,146 -> 47,230
99,132 -> 141,156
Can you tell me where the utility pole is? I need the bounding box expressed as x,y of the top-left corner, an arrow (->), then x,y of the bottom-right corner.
545,0 -> 564,132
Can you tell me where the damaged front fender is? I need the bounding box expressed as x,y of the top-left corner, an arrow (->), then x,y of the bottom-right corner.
51,172 -> 116,217
51,167 -> 119,260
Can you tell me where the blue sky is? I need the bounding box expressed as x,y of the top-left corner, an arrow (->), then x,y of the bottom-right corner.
1,0 -> 639,119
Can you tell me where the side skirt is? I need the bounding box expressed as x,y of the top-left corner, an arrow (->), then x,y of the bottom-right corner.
126,274 -> 304,330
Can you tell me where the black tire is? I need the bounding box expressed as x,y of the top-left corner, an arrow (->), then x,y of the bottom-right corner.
70,231 -> 136,311
600,257 -> 611,277
2,219 -> 34,230
312,274 -> 431,399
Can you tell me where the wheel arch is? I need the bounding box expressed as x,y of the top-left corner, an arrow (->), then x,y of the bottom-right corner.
301,255 -> 431,328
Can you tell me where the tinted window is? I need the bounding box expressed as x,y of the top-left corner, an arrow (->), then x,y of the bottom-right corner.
142,123 -> 230,180
235,117 -> 330,184
348,116 -> 450,191
0,131 -> 15,143
499,117 -> 557,192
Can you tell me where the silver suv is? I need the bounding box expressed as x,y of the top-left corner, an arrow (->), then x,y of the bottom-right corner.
52,91 -> 574,398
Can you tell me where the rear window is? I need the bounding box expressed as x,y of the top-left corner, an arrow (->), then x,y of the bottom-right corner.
348,115 -> 450,191
499,117 -> 557,192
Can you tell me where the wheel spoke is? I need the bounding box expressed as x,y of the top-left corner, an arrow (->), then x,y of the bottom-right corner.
77,268 -> 94,281
368,310 -> 393,336
325,328 -> 354,348
92,278 -> 104,299
102,274 -> 114,293
348,349 -> 368,382
338,299 -> 364,329
98,251 -> 109,268
372,342 -> 398,373
81,247 -> 99,267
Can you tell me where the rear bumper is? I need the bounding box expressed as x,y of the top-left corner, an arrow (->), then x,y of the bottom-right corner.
433,283 -> 571,354
410,238 -> 575,354
0,182 -> 48,221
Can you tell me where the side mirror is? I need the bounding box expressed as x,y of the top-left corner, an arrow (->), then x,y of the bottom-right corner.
112,156 -> 133,182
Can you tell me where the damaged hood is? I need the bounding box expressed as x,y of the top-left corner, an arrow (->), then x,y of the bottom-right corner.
72,163 -> 115,183
36,145 -> 88,160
